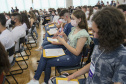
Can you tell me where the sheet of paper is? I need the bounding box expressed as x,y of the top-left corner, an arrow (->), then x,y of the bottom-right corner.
45,48 -> 65,57
47,37 -> 58,42
48,29 -> 58,35
57,80 -> 78,84
49,28 -> 58,31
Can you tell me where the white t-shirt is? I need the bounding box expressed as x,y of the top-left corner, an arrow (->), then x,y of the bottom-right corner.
53,15 -> 59,23
87,14 -> 93,28
0,29 -> 15,50
22,23 -> 27,30
6,19 -> 11,28
0,29 -> 15,63
11,25 -> 26,51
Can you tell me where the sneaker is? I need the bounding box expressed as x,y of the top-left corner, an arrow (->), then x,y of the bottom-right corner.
41,82 -> 47,84
60,72 -> 69,77
48,76 -> 56,84
27,80 -> 39,84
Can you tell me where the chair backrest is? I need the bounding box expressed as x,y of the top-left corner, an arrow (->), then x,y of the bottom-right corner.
80,44 -> 87,67
26,30 -> 29,35
19,37 -> 25,44
31,22 -> 36,33
7,46 -> 15,56
18,37 -> 25,50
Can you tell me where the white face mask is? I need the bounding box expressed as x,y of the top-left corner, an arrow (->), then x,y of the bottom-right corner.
86,11 -> 89,14
71,20 -> 78,27
62,19 -> 67,23
93,9 -> 97,14
56,12 -> 58,15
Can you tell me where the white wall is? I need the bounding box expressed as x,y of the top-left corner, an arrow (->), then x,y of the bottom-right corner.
66,0 -> 73,8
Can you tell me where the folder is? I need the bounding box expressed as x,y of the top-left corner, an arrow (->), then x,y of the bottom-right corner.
47,37 -> 59,43
43,48 -> 65,58
88,30 -> 93,35
49,24 -> 55,28
47,28 -> 58,35
56,78 -> 79,84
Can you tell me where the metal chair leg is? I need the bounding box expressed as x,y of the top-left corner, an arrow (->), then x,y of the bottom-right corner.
9,72 -> 18,84
5,78 -> 10,84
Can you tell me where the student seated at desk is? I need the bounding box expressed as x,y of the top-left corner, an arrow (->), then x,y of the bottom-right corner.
11,13 -> 26,52
58,7 -> 126,84
0,14 -> 15,63
27,10 -> 91,84
35,9 -> 73,51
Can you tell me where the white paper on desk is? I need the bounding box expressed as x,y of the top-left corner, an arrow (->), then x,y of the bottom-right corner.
47,37 -> 58,42
57,80 -> 78,84
45,48 -> 65,57
48,29 -> 58,35
49,28 -> 58,31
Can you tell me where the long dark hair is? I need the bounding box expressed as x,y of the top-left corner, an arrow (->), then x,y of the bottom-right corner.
0,42 -> 10,74
87,7 -> 93,20
21,13 -> 31,29
92,7 -> 126,52
73,10 -> 88,31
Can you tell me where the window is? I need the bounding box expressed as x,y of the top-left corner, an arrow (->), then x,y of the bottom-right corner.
57,0 -> 66,8
33,0 -> 41,10
41,0 -> 49,10
15,0 -> 24,11
6,0 -> 16,12
49,0 -> 57,9
24,0 -> 32,11
81,0 -> 89,6
73,0 -> 81,7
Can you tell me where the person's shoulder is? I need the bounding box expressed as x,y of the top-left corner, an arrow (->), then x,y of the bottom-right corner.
117,45 -> 126,56
68,23 -> 73,27
79,29 -> 89,36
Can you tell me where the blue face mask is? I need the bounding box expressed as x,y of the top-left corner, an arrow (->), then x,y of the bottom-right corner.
93,38 -> 99,45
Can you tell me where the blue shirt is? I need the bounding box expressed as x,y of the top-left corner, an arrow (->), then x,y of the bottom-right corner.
63,23 -> 73,36
86,45 -> 126,84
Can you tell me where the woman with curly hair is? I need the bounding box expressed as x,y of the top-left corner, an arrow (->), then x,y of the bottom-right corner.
66,7 -> 126,84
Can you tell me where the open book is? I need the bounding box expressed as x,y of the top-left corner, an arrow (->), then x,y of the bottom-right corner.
47,28 -> 58,35
56,78 -> 79,84
47,37 -> 59,43
43,48 -> 65,58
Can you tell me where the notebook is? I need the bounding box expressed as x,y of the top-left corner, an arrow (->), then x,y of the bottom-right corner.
56,78 -> 79,84
47,28 -> 58,35
47,37 -> 59,42
43,48 -> 65,58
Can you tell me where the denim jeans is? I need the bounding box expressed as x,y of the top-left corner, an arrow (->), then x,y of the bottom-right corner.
32,27 -> 38,38
42,27 -> 57,47
34,50 -> 81,83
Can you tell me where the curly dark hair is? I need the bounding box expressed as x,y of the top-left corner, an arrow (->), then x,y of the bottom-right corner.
73,10 -> 88,31
92,7 -> 126,52
0,42 -> 10,74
